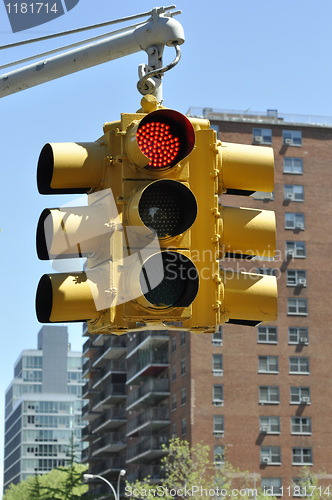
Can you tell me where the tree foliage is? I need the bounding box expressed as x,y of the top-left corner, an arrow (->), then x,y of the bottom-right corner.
126,438 -> 275,500
3,464 -> 89,500
3,435 -> 93,500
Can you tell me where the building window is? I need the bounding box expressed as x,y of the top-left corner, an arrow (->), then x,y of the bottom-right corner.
283,157 -> 303,174
172,423 -> 177,437
171,336 -> 176,353
285,213 -> 305,230
286,241 -> 306,258
212,327 -> 222,346
180,358 -> 186,376
213,415 -> 224,436
258,356 -> 279,374
257,326 -> 278,344
212,354 -> 223,376
259,386 -> 280,404
289,357 -> 310,374
291,417 -> 312,435
23,370 -> 43,383
171,394 -> 177,411
284,185 -> 304,202
260,416 -> 280,434
292,448 -> 313,465
287,298 -> 308,316
253,128 -> 272,145
260,446 -> 281,465
289,327 -> 309,344
211,124 -> 219,134
180,331 -> 186,346
181,388 -> 186,406
292,479 -> 307,497
171,365 -> 176,382
261,478 -> 282,497
214,445 -> 225,466
23,356 -> 43,369
213,385 -> 224,406
287,270 -> 307,287
283,130 -> 302,146
181,418 -> 187,436
290,386 -> 310,404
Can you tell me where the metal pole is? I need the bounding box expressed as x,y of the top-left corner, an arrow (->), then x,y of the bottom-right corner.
117,469 -> 127,500
0,8 -> 184,99
84,473 -> 117,500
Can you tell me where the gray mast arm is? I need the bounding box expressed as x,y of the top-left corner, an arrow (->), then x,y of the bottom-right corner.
0,7 -> 184,99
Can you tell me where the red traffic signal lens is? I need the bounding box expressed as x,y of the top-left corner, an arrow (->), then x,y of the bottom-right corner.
136,109 -> 195,171
137,122 -> 180,169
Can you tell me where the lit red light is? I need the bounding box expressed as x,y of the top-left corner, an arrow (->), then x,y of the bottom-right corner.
136,121 -> 180,168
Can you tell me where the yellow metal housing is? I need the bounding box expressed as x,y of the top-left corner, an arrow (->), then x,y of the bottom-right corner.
36,273 -> 99,323
220,205 -> 276,259
219,141 -> 274,194
222,270 -> 278,324
37,141 -> 107,194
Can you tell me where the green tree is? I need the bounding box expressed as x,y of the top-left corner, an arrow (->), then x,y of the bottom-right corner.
126,438 -> 275,500
28,473 -> 49,500
45,433 -> 95,500
295,467 -> 332,499
3,435 -> 93,500
3,464 -> 90,500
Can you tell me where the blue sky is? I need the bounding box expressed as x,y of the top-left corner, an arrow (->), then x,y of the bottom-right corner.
1,0 -> 332,494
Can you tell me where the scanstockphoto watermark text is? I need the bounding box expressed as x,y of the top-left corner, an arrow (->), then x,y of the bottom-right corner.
125,485 -> 261,498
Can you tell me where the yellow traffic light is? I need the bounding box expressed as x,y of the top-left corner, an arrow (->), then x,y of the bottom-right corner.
35,128 -> 126,332
35,96 -> 205,333
35,96 -> 277,335
119,99 -> 201,325
184,127 -> 277,332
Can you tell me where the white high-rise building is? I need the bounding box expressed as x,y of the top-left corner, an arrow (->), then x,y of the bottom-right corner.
3,326 -> 87,492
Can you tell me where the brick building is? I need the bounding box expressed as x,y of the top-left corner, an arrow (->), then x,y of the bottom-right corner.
82,108 -> 332,497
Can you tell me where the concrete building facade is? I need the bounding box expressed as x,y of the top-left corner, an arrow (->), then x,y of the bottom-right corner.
3,326 -> 86,492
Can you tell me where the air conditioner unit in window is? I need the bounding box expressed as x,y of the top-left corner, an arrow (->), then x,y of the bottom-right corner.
213,431 -> 224,437
214,401 -> 224,407
287,250 -> 295,257
299,337 -> 308,343
260,425 -> 270,433
286,193 -> 294,199
261,457 -> 270,464
254,136 -> 263,142
301,396 -> 310,404
298,279 -> 307,286
284,138 -> 292,144
296,222 -> 304,229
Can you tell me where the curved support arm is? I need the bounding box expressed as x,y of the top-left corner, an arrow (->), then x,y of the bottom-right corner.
0,7 -> 184,99
137,42 -> 181,96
